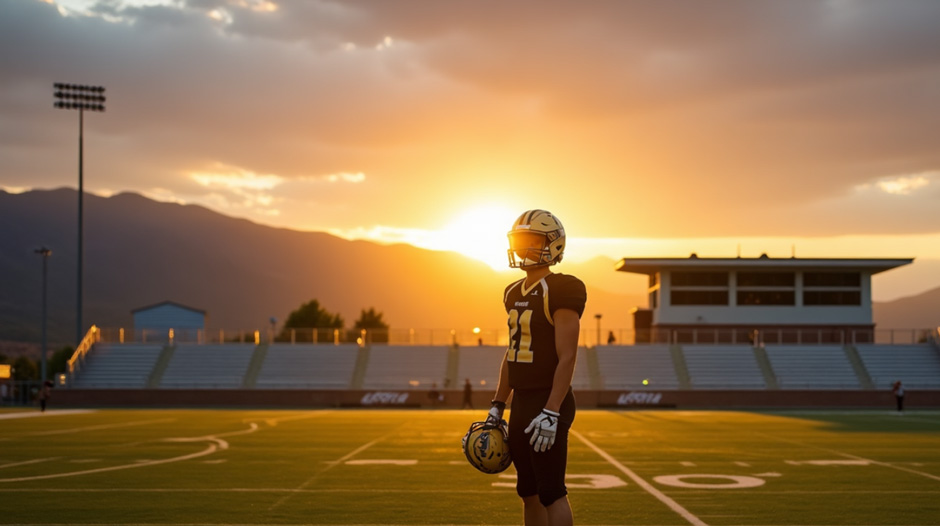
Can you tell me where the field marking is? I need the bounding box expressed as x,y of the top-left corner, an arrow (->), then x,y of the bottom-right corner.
268,432 -> 390,510
0,423 -> 258,483
0,487 -> 938,495
654,474 -> 766,489
19,418 -> 177,437
751,430 -> 940,482
345,459 -> 417,466
0,410 -> 96,420
785,459 -> 870,466
571,428 -> 708,526
243,410 -> 334,427
0,457 -> 60,469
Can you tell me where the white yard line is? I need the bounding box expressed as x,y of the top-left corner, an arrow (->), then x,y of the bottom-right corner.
0,410 -> 96,420
0,423 -> 259,483
268,433 -> 389,511
571,428 -> 709,526
18,418 -> 177,437
750,430 -> 940,483
0,442 -> 219,483
0,457 -> 60,469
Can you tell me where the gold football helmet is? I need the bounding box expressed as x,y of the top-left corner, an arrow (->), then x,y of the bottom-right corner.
507,209 -> 566,269
462,420 -> 512,474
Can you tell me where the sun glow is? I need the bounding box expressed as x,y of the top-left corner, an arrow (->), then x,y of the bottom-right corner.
436,206 -> 518,271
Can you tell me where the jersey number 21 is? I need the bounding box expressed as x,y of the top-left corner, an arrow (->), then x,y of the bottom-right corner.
507,309 -> 533,363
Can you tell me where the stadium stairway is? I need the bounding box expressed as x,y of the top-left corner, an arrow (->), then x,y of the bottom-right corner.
843,345 -> 875,389
751,345 -> 779,389
146,344 -> 176,388
241,344 -> 269,388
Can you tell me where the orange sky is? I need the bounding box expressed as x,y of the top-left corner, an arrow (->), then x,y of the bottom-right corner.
2,0 -> 939,301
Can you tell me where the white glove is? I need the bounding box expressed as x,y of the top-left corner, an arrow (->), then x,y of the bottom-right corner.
485,400 -> 506,427
524,408 -> 560,452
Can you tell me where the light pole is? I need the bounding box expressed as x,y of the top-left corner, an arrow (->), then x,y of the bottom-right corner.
54,83 -> 106,343
594,313 -> 602,347
35,247 -> 52,382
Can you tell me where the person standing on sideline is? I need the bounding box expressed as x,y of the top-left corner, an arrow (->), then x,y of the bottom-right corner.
39,380 -> 52,412
485,209 -> 586,526
892,380 -> 905,412
462,378 -> 474,409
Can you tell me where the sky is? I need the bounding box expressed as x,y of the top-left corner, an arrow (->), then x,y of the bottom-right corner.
2,0 -> 940,300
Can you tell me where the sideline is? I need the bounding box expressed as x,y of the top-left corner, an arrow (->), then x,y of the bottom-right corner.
571,428 -> 708,526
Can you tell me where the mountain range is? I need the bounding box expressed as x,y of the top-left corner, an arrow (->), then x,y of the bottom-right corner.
0,189 -> 644,345
1,189 -> 937,346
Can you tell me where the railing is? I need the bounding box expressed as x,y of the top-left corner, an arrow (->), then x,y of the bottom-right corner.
88,326 -> 936,348
66,325 -> 100,376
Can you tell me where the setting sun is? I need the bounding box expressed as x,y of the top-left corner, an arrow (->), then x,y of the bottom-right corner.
436,205 -> 518,271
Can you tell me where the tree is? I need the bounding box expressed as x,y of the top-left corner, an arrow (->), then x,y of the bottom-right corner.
12,356 -> 38,381
277,299 -> 344,342
47,346 -> 75,380
354,307 -> 389,344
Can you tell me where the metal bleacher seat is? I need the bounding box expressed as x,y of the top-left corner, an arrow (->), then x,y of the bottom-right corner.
361,346 -> 449,390
456,346 -> 506,391
159,344 -> 255,388
72,343 -> 163,388
765,345 -> 860,389
683,345 -> 766,389
256,344 -> 358,389
595,344 -> 679,390
855,344 -> 940,389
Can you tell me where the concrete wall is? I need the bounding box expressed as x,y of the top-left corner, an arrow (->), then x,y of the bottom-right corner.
52,387 -> 940,409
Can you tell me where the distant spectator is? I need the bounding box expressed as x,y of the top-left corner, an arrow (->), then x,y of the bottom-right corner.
39,380 -> 52,412
892,381 -> 905,413
462,378 -> 474,409
607,331 -> 616,345
428,383 -> 442,407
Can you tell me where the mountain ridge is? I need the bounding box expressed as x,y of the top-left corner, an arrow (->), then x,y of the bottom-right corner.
1,189 -> 936,345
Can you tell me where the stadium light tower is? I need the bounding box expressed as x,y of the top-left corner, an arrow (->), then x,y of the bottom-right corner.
35,247 -> 52,382
54,83 -> 106,343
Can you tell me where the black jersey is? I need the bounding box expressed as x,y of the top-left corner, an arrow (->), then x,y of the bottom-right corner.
504,273 -> 587,390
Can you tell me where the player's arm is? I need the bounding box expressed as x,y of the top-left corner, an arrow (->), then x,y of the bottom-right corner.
544,307 -> 580,412
493,352 -> 512,404
484,353 -> 512,426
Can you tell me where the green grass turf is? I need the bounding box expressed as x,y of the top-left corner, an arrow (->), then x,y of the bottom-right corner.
0,408 -> 938,525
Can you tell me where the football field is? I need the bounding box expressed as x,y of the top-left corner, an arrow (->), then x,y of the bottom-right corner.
1,407 -> 939,525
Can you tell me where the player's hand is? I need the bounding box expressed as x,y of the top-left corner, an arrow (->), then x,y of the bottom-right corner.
485,400 -> 507,428
524,408 -> 559,452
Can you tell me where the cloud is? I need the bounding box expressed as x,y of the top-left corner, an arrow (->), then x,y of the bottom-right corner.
874,173 -> 932,196
2,0 -> 940,239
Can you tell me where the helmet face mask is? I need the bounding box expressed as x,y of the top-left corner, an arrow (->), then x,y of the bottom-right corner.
507,210 -> 566,269
462,421 -> 512,474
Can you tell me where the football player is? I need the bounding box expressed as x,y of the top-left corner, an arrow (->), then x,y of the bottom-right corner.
487,209 -> 586,526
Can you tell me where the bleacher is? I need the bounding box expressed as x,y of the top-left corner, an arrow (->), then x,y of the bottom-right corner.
596,345 -> 680,390
69,340 -> 940,394
361,346 -> 450,390
683,345 -> 766,389
765,345 -> 861,389
855,344 -> 940,390
71,343 -> 163,388
256,344 -> 358,389
456,346 -> 506,390
159,344 -> 255,388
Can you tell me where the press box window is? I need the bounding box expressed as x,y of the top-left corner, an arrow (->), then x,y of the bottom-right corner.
671,290 -> 729,305
737,272 -> 795,287
804,272 -> 861,287
804,290 -> 861,305
737,291 -> 795,306
671,272 -> 728,287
